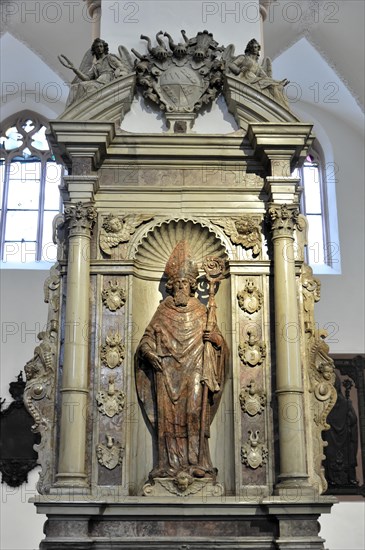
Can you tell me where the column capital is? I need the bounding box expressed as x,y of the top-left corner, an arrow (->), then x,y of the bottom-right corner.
266,203 -> 300,239
246,123 -> 314,175
64,201 -> 97,238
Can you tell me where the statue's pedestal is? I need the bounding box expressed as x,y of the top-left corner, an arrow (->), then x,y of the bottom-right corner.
33,496 -> 336,549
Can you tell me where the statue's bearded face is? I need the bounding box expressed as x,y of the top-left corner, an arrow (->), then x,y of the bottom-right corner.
172,277 -> 191,307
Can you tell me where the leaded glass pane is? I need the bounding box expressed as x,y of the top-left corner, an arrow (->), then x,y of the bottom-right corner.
31,126 -> 49,151
5,211 -> 38,241
0,127 -> 23,151
303,164 -> 322,213
7,178 -> 40,209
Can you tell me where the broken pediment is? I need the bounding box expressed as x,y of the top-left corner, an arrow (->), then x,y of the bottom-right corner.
57,31 -> 300,131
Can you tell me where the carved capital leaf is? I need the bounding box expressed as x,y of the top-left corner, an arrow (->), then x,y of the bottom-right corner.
64,201 -> 97,237
266,204 -> 300,238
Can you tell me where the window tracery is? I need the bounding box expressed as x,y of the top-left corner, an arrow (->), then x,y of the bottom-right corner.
0,112 -> 63,264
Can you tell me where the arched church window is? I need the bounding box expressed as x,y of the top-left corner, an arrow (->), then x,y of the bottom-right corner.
294,145 -> 337,271
0,112 -> 63,265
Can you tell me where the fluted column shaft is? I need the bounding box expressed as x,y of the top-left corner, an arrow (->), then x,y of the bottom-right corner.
55,202 -> 96,488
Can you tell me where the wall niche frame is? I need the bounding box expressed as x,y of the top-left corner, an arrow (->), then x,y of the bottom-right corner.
324,355 -> 365,497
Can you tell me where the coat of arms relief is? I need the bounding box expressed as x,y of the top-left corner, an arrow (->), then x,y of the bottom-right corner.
132,30 -> 224,131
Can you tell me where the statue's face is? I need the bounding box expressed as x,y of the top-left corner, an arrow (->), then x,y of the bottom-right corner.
94,40 -> 105,58
173,278 -> 190,295
253,42 -> 260,54
107,217 -> 122,233
172,278 -> 191,306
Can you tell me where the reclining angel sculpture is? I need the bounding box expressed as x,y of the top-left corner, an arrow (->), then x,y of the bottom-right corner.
224,38 -> 290,109
59,38 -> 134,106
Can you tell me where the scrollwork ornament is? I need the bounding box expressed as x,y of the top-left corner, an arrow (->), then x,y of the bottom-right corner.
241,430 -> 268,469
100,333 -> 125,369
96,435 -> 124,470
307,329 -> 337,493
96,376 -> 126,417
309,330 -> 336,428
239,379 -> 266,416
237,279 -> 263,314
23,330 -> 57,494
64,201 -> 97,237
238,331 -> 266,367
266,204 -> 300,238
102,281 -> 126,311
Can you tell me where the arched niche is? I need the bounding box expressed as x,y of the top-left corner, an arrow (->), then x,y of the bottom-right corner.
129,218 -> 235,493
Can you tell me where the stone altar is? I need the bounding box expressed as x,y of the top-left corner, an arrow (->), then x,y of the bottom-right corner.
25,31 -> 337,549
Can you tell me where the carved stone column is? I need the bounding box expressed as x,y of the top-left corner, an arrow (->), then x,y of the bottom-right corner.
84,0 -> 101,40
55,202 -> 97,489
267,204 -> 311,494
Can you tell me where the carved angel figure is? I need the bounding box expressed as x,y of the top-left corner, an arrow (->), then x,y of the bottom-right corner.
59,38 -> 133,106
225,38 -> 289,108
99,213 -> 152,256
213,216 -> 261,255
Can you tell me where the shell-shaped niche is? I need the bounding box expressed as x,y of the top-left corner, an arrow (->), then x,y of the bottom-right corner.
134,219 -> 228,273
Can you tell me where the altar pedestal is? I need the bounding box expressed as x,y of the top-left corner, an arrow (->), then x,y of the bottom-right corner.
34,497 -> 335,549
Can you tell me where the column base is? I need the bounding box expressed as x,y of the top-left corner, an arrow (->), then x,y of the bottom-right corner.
54,473 -> 89,490
274,475 -> 316,498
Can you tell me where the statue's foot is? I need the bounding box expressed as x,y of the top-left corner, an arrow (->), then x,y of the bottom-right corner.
149,467 -> 176,479
190,466 -> 206,478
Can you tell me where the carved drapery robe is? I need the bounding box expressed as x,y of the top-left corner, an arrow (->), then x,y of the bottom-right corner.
67,54 -> 127,106
136,295 -> 227,478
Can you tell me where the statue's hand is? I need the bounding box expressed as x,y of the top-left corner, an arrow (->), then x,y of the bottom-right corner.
203,330 -> 222,347
145,350 -> 163,372
58,54 -> 75,71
